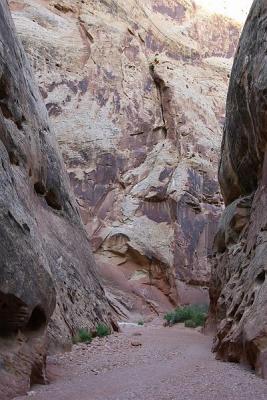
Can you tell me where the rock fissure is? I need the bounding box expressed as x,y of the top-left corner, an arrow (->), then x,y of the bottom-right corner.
151,70 -> 168,138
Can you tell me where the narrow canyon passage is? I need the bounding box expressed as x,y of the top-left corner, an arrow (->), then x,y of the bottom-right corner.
15,320 -> 267,400
4,0 -> 267,397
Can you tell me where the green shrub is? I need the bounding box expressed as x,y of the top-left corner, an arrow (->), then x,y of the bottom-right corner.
137,320 -> 144,326
184,319 -> 197,328
96,323 -> 110,337
73,328 -> 92,344
164,304 -> 208,328
164,311 -> 175,323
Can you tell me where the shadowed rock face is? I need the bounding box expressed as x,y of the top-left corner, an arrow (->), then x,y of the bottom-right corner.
9,0 -> 248,315
0,2 -> 112,398
209,0 -> 267,378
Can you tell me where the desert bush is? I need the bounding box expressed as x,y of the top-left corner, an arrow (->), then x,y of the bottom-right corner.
73,328 -> 92,344
164,304 -> 208,328
184,319 -> 197,328
96,323 -> 110,337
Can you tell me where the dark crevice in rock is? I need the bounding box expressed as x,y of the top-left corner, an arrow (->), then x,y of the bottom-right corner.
22,223 -> 30,232
0,292 -> 29,337
248,292 -> 255,306
149,65 -> 181,149
25,306 -> 47,333
54,3 -> 74,14
34,182 -> 62,211
256,270 -> 265,285
45,189 -> 62,211
8,151 -> 19,165
79,20 -> 94,43
0,295 -> 47,338
0,75 -> 8,100
15,115 -> 26,131
34,181 -> 46,195
30,359 -> 47,387
150,67 -> 168,139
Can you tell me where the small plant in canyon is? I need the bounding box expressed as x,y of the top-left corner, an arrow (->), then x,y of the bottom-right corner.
73,328 -> 92,344
137,320 -> 144,326
184,319 -> 197,328
164,304 -> 208,328
96,323 -> 110,337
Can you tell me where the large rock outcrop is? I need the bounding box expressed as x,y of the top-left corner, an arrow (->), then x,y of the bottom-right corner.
10,0 -> 248,315
209,0 -> 267,378
0,2 -> 112,398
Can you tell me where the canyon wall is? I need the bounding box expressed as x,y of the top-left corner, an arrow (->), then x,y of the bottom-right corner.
209,0 -> 267,378
10,0 -> 247,316
0,2 -> 112,398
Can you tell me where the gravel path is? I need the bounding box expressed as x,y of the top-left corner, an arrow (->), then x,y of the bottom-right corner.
15,319 -> 267,400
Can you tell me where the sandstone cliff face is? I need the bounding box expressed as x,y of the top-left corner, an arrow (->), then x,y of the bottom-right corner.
10,0 -> 244,315
0,2 -> 112,398
209,0 -> 267,378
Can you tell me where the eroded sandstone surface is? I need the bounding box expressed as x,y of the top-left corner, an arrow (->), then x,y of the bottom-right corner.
0,2 -> 112,398
9,0 -> 249,316
209,0 -> 267,379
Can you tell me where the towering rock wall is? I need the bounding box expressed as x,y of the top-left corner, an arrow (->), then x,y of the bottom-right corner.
0,2 -> 112,398
209,0 -> 267,378
10,0 -> 246,315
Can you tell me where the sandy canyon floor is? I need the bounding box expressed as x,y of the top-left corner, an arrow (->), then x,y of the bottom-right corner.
15,319 -> 267,400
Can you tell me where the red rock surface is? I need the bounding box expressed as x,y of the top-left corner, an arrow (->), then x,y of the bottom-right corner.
0,2 -> 112,398
209,0 -> 267,378
10,0 -> 250,315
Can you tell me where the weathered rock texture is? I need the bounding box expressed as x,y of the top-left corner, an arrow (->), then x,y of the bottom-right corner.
209,0 -> 267,379
10,0 -> 248,315
0,2 -> 112,398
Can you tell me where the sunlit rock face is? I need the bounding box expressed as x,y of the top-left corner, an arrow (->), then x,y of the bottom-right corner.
209,0 -> 267,378
10,0 -> 247,315
0,2 -> 112,398
194,0 -> 252,22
